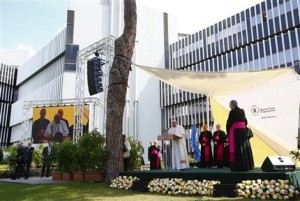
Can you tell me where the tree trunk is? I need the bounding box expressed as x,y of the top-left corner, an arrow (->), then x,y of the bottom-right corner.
105,0 -> 137,181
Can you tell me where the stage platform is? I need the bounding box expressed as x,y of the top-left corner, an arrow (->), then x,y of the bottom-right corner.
120,168 -> 300,185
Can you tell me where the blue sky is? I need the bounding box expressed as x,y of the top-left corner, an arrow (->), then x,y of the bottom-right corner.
0,0 -> 69,51
0,0 -> 263,61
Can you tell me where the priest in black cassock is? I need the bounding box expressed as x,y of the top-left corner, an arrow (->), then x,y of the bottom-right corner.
213,124 -> 226,168
226,100 -> 254,171
198,124 -> 213,168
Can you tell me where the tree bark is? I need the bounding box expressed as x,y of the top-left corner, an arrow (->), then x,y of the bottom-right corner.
105,0 -> 137,181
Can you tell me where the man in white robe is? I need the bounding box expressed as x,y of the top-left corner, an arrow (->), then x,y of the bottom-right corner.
168,120 -> 189,170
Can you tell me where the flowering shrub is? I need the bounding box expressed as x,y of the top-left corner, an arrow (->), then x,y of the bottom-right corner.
237,179 -> 299,200
110,176 -> 139,190
148,178 -> 220,195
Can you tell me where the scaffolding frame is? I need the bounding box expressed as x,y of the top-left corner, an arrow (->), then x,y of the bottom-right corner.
74,36 -> 115,141
20,97 -> 104,142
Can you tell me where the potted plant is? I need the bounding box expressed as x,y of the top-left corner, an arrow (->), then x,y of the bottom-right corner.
50,143 -> 63,180
74,130 -> 107,182
56,140 -> 76,181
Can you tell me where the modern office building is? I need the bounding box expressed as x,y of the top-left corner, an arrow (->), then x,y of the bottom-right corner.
69,0 -> 177,152
9,10 -> 79,143
162,0 -> 300,129
8,0 -> 178,159
0,63 -> 17,147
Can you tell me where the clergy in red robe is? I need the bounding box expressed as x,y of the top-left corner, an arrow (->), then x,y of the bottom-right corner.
198,124 -> 213,168
213,124 -> 226,168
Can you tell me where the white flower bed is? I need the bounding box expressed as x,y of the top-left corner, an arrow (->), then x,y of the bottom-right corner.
110,176 -> 139,190
147,178 -> 220,195
237,179 -> 299,200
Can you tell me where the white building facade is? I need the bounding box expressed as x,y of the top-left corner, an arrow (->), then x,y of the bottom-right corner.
9,10 -> 78,142
9,0 -> 178,163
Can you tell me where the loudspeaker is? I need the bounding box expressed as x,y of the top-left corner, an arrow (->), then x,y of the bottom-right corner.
87,57 -> 105,95
261,156 -> 295,172
213,184 -> 237,197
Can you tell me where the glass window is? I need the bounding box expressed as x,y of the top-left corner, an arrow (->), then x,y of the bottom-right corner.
242,30 -> 247,43
263,22 -> 268,36
227,18 -> 231,27
259,42 -> 265,57
251,7 -> 255,17
236,13 -> 240,23
228,54 -> 232,68
215,41 -> 219,54
199,31 -> 202,40
200,47 -> 204,59
220,39 -> 224,52
238,49 -> 242,65
279,0 -> 284,5
218,21 -> 222,31
206,27 -> 210,36
232,51 -> 237,66
228,35 -> 233,50
196,49 -> 200,60
233,34 -> 237,48
210,25 -> 214,35
256,4 -> 261,14
193,50 -> 198,62
247,28 -> 252,42
207,44 -> 211,57
283,32 -> 290,50
243,47 -> 248,62
267,0 -> 272,10
271,37 -> 277,54
273,0 -> 278,7
210,60 -> 213,71
280,14 -> 287,30
218,57 -> 222,71
261,2 -> 266,12
257,23 -> 263,38
290,30 -> 297,48
195,33 -> 198,41
253,44 -> 259,59
274,16 -> 280,32
237,32 -> 242,46
214,58 -> 218,71
231,16 -> 236,25
252,26 -> 257,41
265,40 -> 271,56
224,37 -> 228,51
241,11 -> 245,21
211,42 -> 215,56
269,18 -> 274,34
203,46 -> 207,59
287,11 -> 293,28
214,24 -> 218,34
248,46 -> 253,61
277,36 -> 284,52
223,55 -> 227,70
293,9 -> 300,25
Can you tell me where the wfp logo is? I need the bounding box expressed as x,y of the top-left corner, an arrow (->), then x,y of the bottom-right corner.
251,105 -> 259,115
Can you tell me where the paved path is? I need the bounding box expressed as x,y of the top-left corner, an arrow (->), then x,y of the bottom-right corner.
0,177 -> 70,185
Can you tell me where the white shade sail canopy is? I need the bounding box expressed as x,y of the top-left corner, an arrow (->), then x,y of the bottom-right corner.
136,65 -> 299,97
136,64 -> 300,164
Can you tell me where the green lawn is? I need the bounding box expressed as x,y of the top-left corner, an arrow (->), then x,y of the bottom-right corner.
0,181 -> 248,201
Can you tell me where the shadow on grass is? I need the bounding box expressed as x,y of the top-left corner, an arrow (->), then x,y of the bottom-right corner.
0,181 -> 248,201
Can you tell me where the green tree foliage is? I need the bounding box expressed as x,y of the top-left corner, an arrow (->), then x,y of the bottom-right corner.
128,137 -> 141,171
